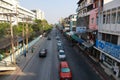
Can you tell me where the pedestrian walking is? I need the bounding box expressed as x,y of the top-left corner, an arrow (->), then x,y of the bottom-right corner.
31,47 -> 34,53
23,50 -> 26,57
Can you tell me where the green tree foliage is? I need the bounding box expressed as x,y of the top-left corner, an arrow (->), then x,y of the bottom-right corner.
32,19 -> 52,34
13,22 -> 33,37
0,22 -> 10,37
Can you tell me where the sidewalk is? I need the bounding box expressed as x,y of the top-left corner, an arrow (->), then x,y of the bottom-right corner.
73,45 -> 116,80
6,37 -> 44,80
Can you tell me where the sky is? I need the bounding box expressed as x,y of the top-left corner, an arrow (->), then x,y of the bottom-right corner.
19,0 -> 78,24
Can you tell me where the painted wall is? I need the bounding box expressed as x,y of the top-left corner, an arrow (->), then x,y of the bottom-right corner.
89,8 -> 98,30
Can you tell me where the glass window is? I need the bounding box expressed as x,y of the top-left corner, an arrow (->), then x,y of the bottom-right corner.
91,18 -> 94,24
61,68 -> 70,73
111,9 -> 116,24
106,34 -> 111,42
103,12 -> 106,24
117,7 -> 120,24
111,35 -> 118,45
106,11 -> 110,24
102,33 -> 106,41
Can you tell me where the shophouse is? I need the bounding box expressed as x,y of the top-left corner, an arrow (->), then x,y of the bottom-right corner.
76,0 -> 95,50
94,0 -> 120,78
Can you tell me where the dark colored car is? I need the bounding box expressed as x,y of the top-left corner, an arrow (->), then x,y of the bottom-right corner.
47,36 -> 51,40
39,49 -> 47,57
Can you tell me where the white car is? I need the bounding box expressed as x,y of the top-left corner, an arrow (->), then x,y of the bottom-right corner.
57,40 -> 62,46
58,50 -> 66,60
56,36 -> 60,40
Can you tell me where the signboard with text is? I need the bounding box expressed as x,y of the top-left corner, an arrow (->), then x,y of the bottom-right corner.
95,40 -> 120,60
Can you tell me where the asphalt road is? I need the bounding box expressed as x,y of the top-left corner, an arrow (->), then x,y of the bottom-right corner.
58,30 -> 102,80
0,28 -> 103,80
16,28 -> 59,80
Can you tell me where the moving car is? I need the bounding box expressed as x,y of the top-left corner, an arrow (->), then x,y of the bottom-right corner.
47,36 -> 51,40
39,49 -> 47,57
59,61 -> 72,80
58,50 -> 66,61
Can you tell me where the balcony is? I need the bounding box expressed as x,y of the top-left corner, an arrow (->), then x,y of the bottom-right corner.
0,5 -> 13,11
99,24 -> 120,35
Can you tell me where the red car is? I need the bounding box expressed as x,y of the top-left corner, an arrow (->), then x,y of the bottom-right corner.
59,61 -> 72,80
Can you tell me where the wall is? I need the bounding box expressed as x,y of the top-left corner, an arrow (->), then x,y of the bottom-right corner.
89,8 -> 98,30
104,0 -> 120,11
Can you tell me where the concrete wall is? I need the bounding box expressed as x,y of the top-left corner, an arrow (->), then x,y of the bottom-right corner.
104,0 -> 120,11
1,35 -> 42,65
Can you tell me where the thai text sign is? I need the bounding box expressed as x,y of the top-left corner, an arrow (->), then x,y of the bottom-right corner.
96,40 -> 120,60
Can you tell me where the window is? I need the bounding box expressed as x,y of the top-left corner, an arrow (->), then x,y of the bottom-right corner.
102,33 -> 106,41
102,33 -> 118,45
91,18 -> 94,24
103,12 -> 106,24
111,9 -> 116,24
106,10 -> 110,24
106,34 -> 111,42
111,35 -> 118,45
117,7 -> 120,24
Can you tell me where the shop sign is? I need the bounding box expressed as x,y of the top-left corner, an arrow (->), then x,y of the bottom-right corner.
95,40 -> 120,60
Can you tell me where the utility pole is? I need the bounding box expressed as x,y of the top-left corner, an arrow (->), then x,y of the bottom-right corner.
0,12 -> 18,64
26,17 -> 28,52
9,15 -> 15,64
22,17 -> 25,52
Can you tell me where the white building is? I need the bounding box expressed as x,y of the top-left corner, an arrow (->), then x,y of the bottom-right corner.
31,9 -> 45,20
94,0 -> 120,78
0,0 -> 35,24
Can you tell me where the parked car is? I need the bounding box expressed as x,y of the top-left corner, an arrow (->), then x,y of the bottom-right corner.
47,36 -> 51,40
57,45 -> 64,51
58,50 -> 66,61
57,40 -> 62,46
59,61 -> 72,80
39,49 -> 47,57
56,36 -> 60,40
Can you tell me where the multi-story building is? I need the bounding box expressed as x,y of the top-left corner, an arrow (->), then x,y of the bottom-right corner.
88,0 -> 103,61
69,14 -> 77,31
0,0 -> 18,22
0,0 -> 35,24
31,9 -> 45,20
62,14 -> 77,32
94,0 -> 120,78
76,0 -> 95,51
17,5 -> 35,23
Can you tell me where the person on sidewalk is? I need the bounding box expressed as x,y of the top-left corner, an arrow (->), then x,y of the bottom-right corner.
31,47 -> 34,53
113,65 -> 120,77
23,50 -> 26,57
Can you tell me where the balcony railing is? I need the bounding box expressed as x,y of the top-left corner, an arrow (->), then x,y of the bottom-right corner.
99,24 -> 120,35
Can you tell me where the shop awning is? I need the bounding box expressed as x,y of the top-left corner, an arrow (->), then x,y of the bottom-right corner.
71,35 -> 84,44
82,42 -> 93,48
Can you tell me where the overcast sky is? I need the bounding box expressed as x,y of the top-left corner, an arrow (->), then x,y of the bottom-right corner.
19,0 -> 78,24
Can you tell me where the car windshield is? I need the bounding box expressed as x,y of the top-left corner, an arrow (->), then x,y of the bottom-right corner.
59,52 -> 64,55
61,68 -> 70,72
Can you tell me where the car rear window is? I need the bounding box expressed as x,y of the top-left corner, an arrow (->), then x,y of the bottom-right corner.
61,68 -> 70,72
60,52 -> 64,55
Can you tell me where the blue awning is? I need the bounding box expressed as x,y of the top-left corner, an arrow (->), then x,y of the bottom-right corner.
71,35 -> 84,44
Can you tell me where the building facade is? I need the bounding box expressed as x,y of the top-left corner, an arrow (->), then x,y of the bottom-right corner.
69,14 -> 77,31
0,0 -> 35,24
31,9 -> 45,20
94,0 -> 120,78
